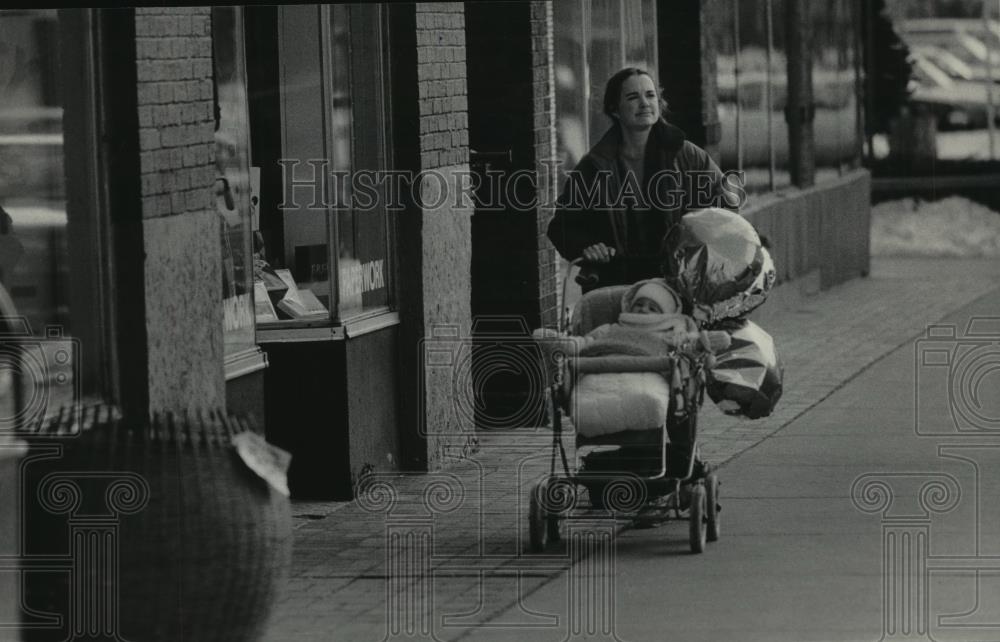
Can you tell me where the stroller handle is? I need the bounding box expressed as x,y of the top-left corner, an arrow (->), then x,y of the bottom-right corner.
569,355 -> 675,375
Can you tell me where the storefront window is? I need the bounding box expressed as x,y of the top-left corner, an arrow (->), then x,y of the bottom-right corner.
554,0 -> 659,170
250,4 -> 393,330
557,0 -> 660,154
212,7 -> 256,357
711,2 -> 739,173
554,0 -> 589,175
336,3 -> 392,318
268,5 -> 332,325
0,10 -> 65,332
0,9 -> 103,428
812,0 -> 861,182
733,0 -> 792,193
623,0 -> 657,73
587,0 -> 622,145
769,0 -> 792,191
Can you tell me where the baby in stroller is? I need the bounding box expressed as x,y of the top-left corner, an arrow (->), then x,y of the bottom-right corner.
536,277 -> 728,488
569,279 -> 726,480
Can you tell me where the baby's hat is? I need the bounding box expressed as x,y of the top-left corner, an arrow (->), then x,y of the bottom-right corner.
621,278 -> 681,313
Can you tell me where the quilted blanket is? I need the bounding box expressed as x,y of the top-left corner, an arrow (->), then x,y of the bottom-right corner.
571,371 -> 671,437
533,326 -> 679,437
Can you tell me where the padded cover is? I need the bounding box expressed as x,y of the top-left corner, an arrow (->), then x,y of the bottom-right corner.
571,372 -> 671,437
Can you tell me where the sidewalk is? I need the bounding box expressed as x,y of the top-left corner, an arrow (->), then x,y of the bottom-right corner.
263,257 -> 1000,641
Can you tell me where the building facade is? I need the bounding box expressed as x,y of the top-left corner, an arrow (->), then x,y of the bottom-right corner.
0,1 -> 870,500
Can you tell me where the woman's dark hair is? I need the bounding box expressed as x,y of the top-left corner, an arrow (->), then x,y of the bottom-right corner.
602,67 -> 669,121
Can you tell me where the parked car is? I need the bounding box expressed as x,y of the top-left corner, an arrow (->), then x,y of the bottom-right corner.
900,19 -> 1000,83
907,51 -> 1000,130
912,45 -> 977,81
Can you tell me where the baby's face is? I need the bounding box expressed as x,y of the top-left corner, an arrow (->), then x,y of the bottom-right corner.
630,297 -> 664,314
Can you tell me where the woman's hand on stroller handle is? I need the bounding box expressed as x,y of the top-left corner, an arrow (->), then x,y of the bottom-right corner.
571,252 -> 667,290
580,243 -> 616,264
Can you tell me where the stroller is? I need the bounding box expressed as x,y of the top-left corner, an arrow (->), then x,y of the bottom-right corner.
528,258 -> 722,554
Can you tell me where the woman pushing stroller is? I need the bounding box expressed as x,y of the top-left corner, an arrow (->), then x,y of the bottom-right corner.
529,69 -> 778,551
544,66 -> 741,481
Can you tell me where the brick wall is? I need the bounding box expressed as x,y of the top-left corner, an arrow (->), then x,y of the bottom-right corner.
531,1 -> 559,329
416,4 -> 469,169
414,3 -> 476,469
134,7 -> 225,415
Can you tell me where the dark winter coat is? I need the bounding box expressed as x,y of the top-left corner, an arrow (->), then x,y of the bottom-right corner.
547,119 -> 734,287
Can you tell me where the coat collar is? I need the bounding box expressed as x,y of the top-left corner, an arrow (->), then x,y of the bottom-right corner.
589,118 -> 687,166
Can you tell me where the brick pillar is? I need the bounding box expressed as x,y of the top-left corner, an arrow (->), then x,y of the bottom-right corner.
415,3 -> 475,469
532,1 -> 559,330
134,8 -> 225,416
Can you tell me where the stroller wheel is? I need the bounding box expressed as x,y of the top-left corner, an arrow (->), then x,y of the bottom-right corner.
688,483 -> 707,554
528,479 -> 563,552
706,474 -> 720,542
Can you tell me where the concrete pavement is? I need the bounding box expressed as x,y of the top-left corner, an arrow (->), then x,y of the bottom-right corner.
263,258 -> 1000,641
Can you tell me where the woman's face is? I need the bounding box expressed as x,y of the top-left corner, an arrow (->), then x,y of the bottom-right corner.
614,74 -> 659,131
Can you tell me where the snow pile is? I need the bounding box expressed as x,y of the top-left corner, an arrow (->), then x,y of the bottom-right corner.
871,196 -> 1000,257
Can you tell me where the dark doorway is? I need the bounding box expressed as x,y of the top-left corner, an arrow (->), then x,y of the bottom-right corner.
465,2 -> 547,430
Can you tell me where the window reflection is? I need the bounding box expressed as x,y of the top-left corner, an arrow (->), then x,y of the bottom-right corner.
725,0 -> 799,193
555,0 -> 660,163
554,0 -> 589,180
712,4 -> 739,172
813,0 -> 861,182
587,0 -> 622,145
336,3 -> 392,318
212,7 -> 257,355
0,9 -> 66,333
0,9 -> 80,428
